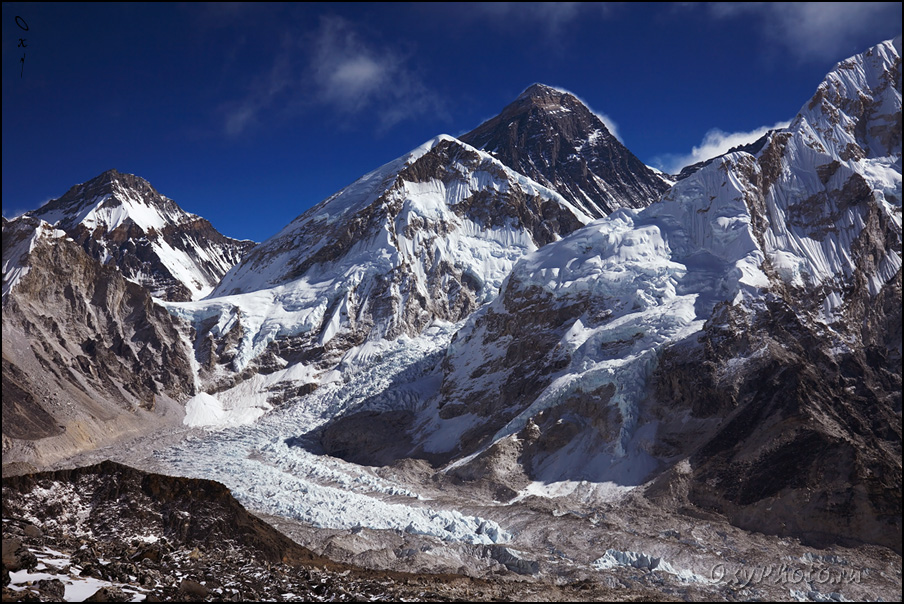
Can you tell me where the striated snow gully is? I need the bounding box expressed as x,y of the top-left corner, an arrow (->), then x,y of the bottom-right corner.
1,38 -> 900,602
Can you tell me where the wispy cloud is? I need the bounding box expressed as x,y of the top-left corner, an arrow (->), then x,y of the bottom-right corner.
308,16 -> 445,130
221,16 -> 444,136
706,2 -> 902,62
653,120 -> 791,175
2,207 -> 30,220
220,37 -> 295,137
310,18 -> 393,113
2,196 -> 53,219
474,3 -> 613,36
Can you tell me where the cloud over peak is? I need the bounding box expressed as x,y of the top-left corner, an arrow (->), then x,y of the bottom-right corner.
653,120 -> 792,175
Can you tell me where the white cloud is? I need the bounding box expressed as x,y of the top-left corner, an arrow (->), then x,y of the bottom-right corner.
653,120 -> 791,175
707,2 -> 901,62
221,16 -> 444,136
308,16 -> 444,130
310,17 -> 392,112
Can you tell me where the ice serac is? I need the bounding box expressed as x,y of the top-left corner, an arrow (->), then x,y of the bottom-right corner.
460,83 -> 671,218
27,169 -> 254,301
171,135 -> 591,396
325,39 -> 901,553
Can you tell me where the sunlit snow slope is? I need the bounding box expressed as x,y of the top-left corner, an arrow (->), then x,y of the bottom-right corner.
166,135 -> 593,401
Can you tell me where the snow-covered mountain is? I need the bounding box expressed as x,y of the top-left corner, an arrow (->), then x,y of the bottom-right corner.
27,169 -> 254,301
2,35 -> 900,579
1,169 -> 250,464
321,38 -> 902,552
461,83 -> 672,218
169,135 -> 593,392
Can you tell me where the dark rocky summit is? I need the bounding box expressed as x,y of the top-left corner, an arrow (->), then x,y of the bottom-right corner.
461,83 -> 671,217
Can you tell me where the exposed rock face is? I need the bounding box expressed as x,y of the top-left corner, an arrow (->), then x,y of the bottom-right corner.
461,83 -> 671,218
647,37 -> 903,553
2,216 -> 195,466
651,290 -> 902,554
172,135 -> 592,393
28,169 -> 254,301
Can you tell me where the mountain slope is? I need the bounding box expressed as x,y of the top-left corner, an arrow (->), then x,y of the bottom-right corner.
167,135 -> 592,402
28,169 -> 254,301
2,215 -> 195,468
461,83 -> 671,218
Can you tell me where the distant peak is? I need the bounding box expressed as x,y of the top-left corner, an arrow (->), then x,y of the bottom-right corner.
28,169 -> 172,228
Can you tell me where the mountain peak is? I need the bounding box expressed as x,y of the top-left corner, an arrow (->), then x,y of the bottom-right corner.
461,86 -> 670,217
30,169 -> 169,227
86,169 -> 163,201
516,83 -> 571,101
509,83 -> 592,118
25,170 -> 253,301
80,167 -> 150,191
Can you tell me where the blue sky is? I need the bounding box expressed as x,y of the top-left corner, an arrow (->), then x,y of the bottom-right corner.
3,3 -> 901,242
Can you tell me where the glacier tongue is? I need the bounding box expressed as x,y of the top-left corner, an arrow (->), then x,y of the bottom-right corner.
156,321 -> 512,546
